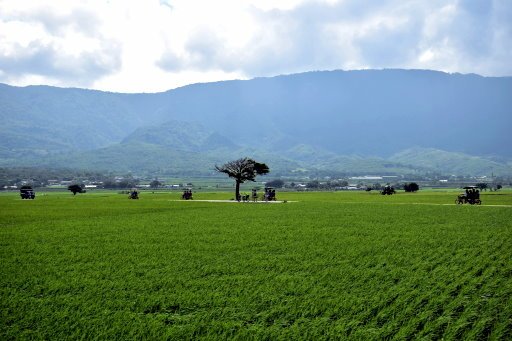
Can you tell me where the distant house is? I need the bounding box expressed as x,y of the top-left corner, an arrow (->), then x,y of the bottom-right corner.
335,186 -> 363,191
349,176 -> 383,181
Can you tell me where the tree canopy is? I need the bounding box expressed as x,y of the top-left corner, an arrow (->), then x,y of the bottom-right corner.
150,180 -> 162,188
215,158 -> 269,200
265,179 -> 285,188
68,184 -> 86,195
403,182 -> 420,192
475,183 -> 488,191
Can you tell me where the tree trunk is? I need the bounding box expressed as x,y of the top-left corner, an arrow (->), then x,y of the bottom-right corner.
235,180 -> 241,201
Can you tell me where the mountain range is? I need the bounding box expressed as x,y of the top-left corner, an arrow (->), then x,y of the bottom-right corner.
1,69 -> 511,176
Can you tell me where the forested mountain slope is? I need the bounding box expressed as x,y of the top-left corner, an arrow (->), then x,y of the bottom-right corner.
1,69 -> 511,175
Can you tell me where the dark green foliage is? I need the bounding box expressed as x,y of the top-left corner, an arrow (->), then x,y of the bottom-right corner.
102,177 -> 138,189
215,158 -> 269,199
150,180 -> 162,188
67,184 -> 85,195
404,182 -> 420,192
265,179 -> 285,188
494,184 -> 503,191
476,183 -> 488,191
307,180 -> 320,188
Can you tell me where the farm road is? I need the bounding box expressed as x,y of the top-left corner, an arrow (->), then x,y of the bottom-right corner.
169,200 -> 510,207
169,200 -> 296,203
343,202 -> 512,208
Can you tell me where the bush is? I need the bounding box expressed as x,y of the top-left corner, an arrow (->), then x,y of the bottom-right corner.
404,182 -> 419,192
265,179 -> 285,188
68,184 -> 86,195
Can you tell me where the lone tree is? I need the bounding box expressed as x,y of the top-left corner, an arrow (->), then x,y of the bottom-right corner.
403,182 -> 420,192
215,158 -> 269,200
475,183 -> 488,191
492,184 -> 503,191
68,184 -> 86,195
150,179 -> 162,189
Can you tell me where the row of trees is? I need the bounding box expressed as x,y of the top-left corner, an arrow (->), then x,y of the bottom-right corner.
263,179 -> 420,191
2,161 -> 506,199
62,158 -> 269,200
475,183 -> 502,191
215,161 -> 423,197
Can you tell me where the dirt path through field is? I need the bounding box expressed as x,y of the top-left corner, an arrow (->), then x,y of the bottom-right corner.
343,202 -> 512,208
169,200 -> 296,203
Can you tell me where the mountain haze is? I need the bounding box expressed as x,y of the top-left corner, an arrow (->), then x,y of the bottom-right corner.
122,121 -> 238,152
1,69 -> 511,176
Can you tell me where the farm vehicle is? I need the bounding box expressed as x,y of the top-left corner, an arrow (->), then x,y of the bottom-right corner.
456,186 -> 481,205
381,185 -> 395,195
20,186 -> 35,199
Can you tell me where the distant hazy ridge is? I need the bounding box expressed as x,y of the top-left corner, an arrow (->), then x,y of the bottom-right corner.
1,69 -> 511,175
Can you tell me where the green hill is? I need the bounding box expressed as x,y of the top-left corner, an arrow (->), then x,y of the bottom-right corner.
121,121 -> 238,151
390,147 -> 512,176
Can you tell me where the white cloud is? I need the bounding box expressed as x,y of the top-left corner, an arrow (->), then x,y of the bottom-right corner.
0,0 -> 122,87
0,0 -> 511,92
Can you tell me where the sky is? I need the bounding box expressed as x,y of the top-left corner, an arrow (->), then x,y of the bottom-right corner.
0,0 -> 511,93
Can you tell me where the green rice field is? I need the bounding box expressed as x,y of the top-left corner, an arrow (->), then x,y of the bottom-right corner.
1,190 -> 512,339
